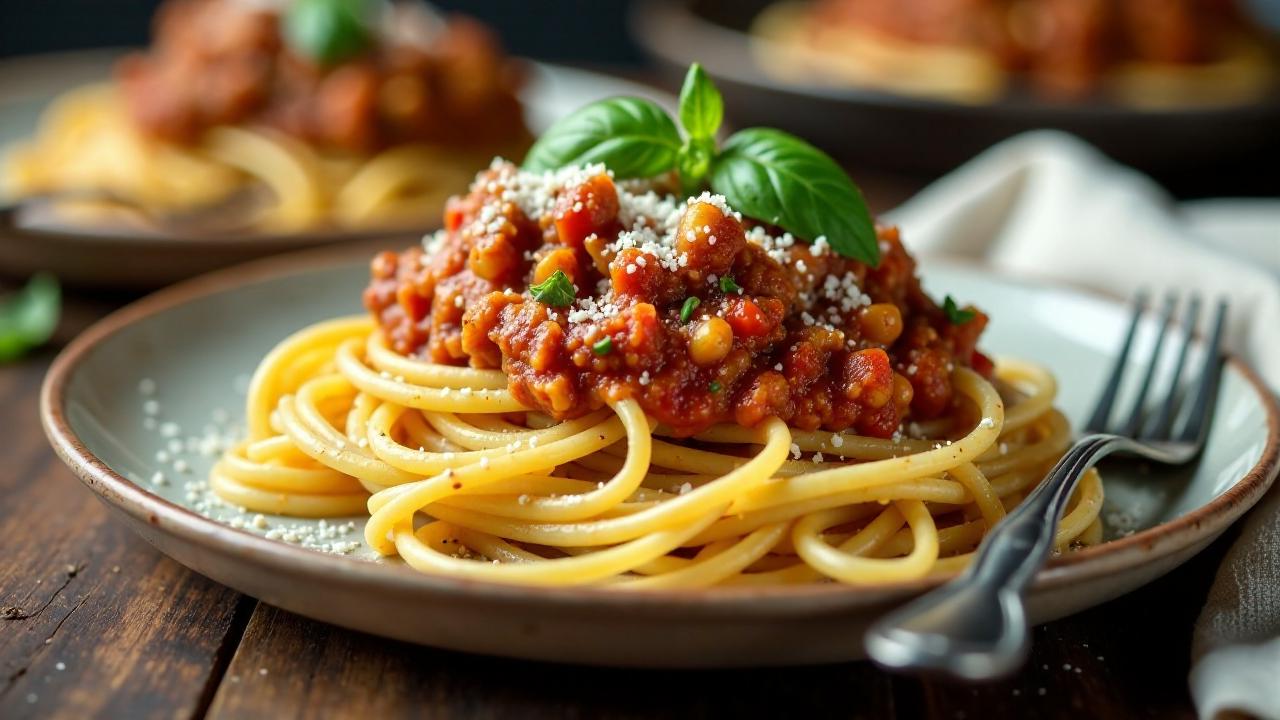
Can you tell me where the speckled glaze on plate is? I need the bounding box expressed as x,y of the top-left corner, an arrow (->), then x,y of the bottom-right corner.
40,242 -> 1279,667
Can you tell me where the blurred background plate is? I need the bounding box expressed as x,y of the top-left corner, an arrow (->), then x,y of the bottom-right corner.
0,52 -> 677,289
631,0 -> 1280,196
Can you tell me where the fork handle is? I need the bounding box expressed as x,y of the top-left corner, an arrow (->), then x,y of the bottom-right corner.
864,433 -> 1141,679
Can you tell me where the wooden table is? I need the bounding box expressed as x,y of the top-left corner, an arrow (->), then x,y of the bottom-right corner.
0,178 -> 1231,719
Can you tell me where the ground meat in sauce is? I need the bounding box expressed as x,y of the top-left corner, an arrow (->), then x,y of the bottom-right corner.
116,0 -> 527,154
364,162 -> 992,438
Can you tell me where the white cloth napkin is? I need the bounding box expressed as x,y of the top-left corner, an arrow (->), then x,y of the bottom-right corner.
884,130 -> 1280,720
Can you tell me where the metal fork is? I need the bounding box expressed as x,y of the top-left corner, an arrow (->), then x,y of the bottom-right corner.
864,293 -> 1229,680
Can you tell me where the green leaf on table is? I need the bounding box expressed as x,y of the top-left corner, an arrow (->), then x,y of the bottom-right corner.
709,128 -> 879,266
523,97 -> 682,179
0,273 -> 60,362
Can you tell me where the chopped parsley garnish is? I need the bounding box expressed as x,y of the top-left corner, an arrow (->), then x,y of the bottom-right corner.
592,337 -> 613,356
943,295 -> 976,325
708,380 -> 722,394
679,296 -> 701,324
718,275 -> 740,294
529,270 -> 575,307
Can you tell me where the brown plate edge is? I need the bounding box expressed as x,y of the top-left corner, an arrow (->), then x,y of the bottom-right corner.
38,240 -> 1280,617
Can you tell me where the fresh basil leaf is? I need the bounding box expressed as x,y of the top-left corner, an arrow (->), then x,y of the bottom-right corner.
284,0 -> 376,66
523,97 -> 682,179
943,295 -> 976,325
677,137 -> 715,195
529,270 -> 576,307
678,63 -> 723,141
709,128 -> 879,266
0,273 -> 60,363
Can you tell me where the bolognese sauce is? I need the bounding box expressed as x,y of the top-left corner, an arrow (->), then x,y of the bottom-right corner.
116,0 -> 526,153
365,162 -> 990,438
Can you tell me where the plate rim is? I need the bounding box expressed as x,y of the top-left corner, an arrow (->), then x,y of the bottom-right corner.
39,241 -> 1280,614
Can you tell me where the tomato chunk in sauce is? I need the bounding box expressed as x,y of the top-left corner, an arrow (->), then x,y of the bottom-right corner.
364,162 -> 989,438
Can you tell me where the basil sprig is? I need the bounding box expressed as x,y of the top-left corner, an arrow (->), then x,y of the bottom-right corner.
711,130 -> 875,265
284,0 -> 377,66
678,63 -> 723,141
676,64 -> 721,194
0,273 -> 60,363
523,98 -> 682,179
524,63 -> 879,267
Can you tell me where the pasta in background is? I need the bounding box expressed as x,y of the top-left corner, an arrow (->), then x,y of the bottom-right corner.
2,0 -> 530,232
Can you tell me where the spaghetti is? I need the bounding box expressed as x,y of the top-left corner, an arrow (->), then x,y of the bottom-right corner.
207,154 -> 1105,588
211,316 -> 1102,588
4,85 -> 489,232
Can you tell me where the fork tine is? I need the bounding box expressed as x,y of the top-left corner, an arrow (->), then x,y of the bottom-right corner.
1177,300 -> 1229,444
1145,295 -> 1201,440
1120,294 -> 1177,437
1086,292 -> 1148,433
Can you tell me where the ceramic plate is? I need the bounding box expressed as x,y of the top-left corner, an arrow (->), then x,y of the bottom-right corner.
0,51 -> 676,288
41,243 -> 1279,667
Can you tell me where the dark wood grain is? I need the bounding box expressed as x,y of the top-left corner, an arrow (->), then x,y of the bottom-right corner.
204,535 -> 1229,720
0,303 -> 253,720
208,602 -> 898,720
